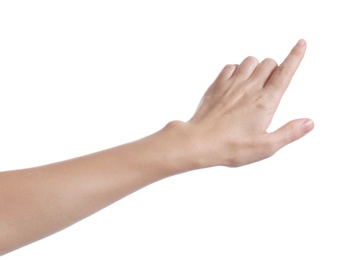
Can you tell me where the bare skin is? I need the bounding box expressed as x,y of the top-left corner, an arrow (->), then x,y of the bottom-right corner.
0,39 -> 313,255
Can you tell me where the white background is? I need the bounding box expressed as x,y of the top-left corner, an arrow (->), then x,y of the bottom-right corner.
0,1 -> 362,259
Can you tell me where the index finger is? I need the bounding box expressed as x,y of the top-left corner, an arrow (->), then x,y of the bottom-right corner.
265,39 -> 307,98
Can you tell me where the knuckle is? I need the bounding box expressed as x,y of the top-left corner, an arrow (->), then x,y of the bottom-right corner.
269,65 -> 288,87
255,99 -> 266,110
262,58 -> 278,67
276,64 -> 288,75
255,93 -> 270,110
288,125 -> 298,143
221,64 -> 237,76
245,56 -> 259,64
225,64 -> 236,69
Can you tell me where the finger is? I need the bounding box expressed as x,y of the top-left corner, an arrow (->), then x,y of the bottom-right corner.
268,118 -> 314,151
248,58 -> 278,87
265,39 -> 307,98
232,56 -> 259,82
214,64 -> 239,82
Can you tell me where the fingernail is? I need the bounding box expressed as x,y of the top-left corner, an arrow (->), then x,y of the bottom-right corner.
296,39 -> 306,47
302,119 -> 314,134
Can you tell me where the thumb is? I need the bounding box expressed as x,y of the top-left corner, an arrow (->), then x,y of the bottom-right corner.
269,118 -> 314,150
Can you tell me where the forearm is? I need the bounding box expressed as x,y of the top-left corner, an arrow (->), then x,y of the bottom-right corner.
0,121 -> 198,255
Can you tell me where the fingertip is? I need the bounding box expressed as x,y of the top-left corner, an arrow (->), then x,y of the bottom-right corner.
296,39 -> 307,47
302,118 -> 314,135
290,39 -> 307,57
270,118 -> 313,150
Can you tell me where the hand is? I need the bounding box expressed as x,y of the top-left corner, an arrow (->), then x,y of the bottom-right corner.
183,39 -> 314,168
0,40 -> 314,255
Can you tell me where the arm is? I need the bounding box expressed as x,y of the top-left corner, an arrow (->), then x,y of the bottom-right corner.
0,40 -> 313,255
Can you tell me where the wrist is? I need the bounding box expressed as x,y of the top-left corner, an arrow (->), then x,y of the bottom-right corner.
160,120 -> 216,173
158,121 -> 204,174
129,120 -> 219,181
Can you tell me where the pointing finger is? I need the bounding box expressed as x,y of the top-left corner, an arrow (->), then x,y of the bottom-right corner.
265,39 -> 307,99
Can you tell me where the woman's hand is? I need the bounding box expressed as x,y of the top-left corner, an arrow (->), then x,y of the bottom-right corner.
0,39 -> 314,256
182,39 -> 314,168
